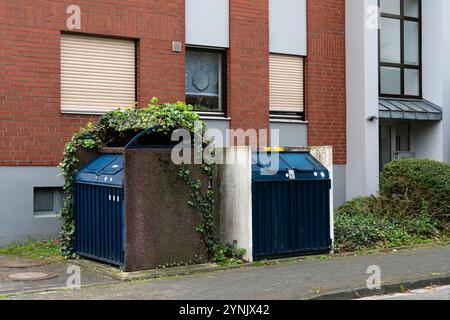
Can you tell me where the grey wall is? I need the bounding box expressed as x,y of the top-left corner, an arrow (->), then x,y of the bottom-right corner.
345,0 -> 380,200
269,0 -> 307,55
333,164 -> 347,208
444,0 -> 450,163
205,119 -> 308,149
411,121 -> 444,160
422,0 -> 450,163
269,121 -> 307,147
185,0 -> 229,48
203,118 -> 230,147
0,166 -> 62,247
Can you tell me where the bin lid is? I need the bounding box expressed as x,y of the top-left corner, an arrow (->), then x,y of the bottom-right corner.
252,151 -> 330,181
74,154 -> 124,187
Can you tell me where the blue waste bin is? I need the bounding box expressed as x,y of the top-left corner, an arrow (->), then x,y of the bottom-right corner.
73,154 -> 124,266
252,151 -> 332,259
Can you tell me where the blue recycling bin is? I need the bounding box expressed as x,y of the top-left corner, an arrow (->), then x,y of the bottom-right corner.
252,151 -> 332,259
73,154 -> 125,266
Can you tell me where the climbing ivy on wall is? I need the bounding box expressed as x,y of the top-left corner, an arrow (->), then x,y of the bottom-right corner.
59,123 -> 100,258
178,161 -> 247,264
59,98 -> 245,263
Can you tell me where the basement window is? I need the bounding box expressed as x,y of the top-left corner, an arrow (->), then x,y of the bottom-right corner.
34,187 -> 64,217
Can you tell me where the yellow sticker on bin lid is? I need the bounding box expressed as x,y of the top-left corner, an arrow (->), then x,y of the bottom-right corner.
264,147 -> 285,152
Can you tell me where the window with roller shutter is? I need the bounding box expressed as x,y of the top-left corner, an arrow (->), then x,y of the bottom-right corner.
60,34 -> 136,114
269,54 -> 305,119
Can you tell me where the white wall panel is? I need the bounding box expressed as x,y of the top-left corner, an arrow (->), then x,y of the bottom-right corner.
269,0 -> 307,55
186,0 -> 229,48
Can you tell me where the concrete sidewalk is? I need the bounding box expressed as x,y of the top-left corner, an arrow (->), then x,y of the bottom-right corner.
0,257 -> 117,297
3,245 -> 450,300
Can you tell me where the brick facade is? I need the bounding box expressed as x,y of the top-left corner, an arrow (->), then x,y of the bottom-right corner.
0,0 -> 185,166
228,0 -> 270,145
0,0 -> 346,165
306,0 -> 347,164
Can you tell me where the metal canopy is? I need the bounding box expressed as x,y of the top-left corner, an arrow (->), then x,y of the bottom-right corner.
379,98 -> 443,121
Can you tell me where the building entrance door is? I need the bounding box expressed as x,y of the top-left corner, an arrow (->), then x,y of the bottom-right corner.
379,124 -> 392,171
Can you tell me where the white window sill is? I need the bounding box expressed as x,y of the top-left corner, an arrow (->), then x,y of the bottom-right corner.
197,112 -> 230,121
34,212 -> 61,219
270,118 -> 308,124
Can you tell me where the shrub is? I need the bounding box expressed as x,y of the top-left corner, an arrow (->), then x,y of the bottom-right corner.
335,159 -> 449,252
334,209 -> 441,252
335,201 -> 410,252
380,159 -> 450,222
335,196 -> 377,216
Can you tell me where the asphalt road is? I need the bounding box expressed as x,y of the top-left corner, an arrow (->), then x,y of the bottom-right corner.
360,285 -> 450,300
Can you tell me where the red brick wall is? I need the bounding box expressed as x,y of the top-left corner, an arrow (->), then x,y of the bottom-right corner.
306,0 -> 347,164
0,0 -> 185,166
228,0 -> 270,146
0,0 -> 347,164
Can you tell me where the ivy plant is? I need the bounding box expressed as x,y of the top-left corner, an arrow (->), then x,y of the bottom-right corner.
59,122 -> 100,258
58,98 -> 245,264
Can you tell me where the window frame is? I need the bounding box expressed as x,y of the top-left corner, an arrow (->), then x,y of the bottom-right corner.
33,187 -> 64,217
395,121 -> 411,153
379,120 -> 413,171
269,53 -> 306,121
185,46 -> 227,116
60,31 -> 138,115
378,0 -> 422,99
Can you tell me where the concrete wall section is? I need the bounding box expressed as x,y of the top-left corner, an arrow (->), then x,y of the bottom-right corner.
0,167 -> 62,247
333,164 -> 346,208
123,149 -> 207,271
309,146 -> 334,245
216,147 -> 253,262
269,0 -> 307,55
421,0 -> 445,162
269,121 -> 308,147
185,0 -> 229,48
422,0 -> 444,107
345,0 -> 380,199
443,0 -> 450,163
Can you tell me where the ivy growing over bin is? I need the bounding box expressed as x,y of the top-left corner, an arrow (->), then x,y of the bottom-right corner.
59,98 -> 245,264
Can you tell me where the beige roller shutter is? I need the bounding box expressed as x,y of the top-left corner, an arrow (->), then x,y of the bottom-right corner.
61,34 -> 136,114
269,54 -> 304,113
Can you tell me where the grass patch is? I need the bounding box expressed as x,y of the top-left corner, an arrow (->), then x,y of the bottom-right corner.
0,239 -> 61,261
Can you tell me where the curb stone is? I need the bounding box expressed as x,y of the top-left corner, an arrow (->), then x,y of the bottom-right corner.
311,275 -> 450,300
